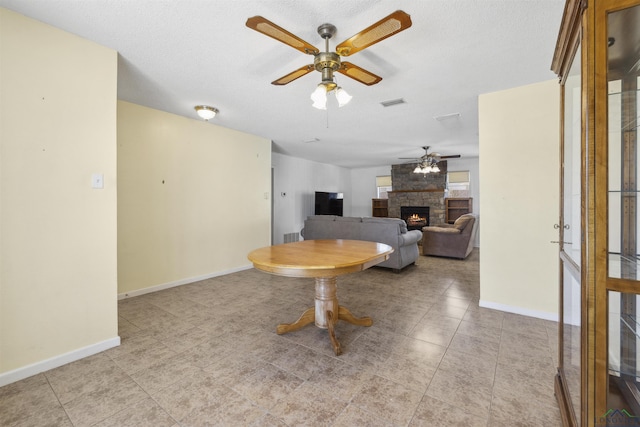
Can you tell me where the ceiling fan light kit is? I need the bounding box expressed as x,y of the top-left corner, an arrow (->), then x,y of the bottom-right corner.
310,84 -> 329,109
246,10 -> 412,109
194,105 -> 218,121
310,82 -> 352,110
399,146 -> 461,174
413,159 -> 441,174
335,86 -> 352,107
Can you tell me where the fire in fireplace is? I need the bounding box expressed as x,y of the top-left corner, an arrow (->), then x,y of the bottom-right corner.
400,206 -> 430,231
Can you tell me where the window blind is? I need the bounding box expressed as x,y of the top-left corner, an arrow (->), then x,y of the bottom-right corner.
376,175 -> 392,187
448,171 -> 470,183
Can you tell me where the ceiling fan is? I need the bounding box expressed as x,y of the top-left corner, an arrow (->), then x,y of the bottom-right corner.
245,10 -> 412,108
399,146 -> 461,174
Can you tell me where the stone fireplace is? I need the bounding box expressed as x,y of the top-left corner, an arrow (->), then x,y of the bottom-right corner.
388,162 -> 447,226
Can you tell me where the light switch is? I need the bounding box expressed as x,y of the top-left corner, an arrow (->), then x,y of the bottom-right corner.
92,173 -> 104,189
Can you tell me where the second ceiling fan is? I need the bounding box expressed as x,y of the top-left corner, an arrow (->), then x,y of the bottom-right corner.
246,10 -> 412,108
399,146 -> 461,174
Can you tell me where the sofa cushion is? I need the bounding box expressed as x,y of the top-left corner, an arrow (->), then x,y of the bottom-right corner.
336,217 -> 363,223
453,214 -> 473,230
362,217 -> 408,233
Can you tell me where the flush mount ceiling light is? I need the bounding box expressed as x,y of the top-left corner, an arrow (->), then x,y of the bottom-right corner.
194,105 -> 219,121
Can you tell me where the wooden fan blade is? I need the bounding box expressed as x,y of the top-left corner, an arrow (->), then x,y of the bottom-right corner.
271,65 -> 315,85
440,155 -> 461,159
335,10 -> 412,57
246,16 -> 319,55
337,62 -> 382,86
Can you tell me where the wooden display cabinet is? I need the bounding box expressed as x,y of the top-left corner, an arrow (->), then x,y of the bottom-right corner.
371,198 -> 388,217
445,198 -> 472,223
552,1 -> 640,425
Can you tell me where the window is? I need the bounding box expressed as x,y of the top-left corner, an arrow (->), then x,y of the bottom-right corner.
447,171 -> 470,197
376,175 -> 392,198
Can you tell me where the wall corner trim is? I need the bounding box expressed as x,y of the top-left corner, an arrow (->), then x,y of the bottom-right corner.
117,264 -> 254,300
479,300 -> 559,322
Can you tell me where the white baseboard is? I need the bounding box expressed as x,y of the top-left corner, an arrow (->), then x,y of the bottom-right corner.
479,300 -> 558,322
118,264 -> 254,300
0,336 -> 121,387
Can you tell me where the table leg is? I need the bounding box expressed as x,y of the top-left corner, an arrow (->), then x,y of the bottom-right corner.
326,309 -> 342,356
276,307 -> 315,334
338,306 -> 373,327
276,276 -> 372,355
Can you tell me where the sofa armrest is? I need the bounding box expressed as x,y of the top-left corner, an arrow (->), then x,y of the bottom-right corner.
399,230 -> 422,246
422,226 -> 460,234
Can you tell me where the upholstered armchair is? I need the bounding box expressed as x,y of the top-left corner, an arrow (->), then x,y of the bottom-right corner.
421,214 -> 478,259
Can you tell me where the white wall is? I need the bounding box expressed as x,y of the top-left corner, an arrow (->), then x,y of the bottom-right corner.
272,153 -> 351,245
117,101 -> 271,296
479,79 -> 560,320
446,157 -> 480,246
1,8 -> 119,383
350,165 -> 393,217
445,157 -> 480,215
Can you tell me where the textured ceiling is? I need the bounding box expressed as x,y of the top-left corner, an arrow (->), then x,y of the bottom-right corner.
0,0 -> 565,168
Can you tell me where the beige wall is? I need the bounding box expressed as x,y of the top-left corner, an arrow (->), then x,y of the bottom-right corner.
479,79 -> 560,319
117,101 -> 271,295
1,8 -> 119,378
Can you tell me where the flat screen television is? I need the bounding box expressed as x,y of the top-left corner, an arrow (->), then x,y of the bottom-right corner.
314,191 -> 343,216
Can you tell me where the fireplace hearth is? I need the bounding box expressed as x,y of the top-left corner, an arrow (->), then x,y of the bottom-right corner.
401,206 -> 430,231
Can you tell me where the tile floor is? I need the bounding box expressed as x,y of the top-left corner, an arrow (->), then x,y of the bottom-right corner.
0,250 -> 562,426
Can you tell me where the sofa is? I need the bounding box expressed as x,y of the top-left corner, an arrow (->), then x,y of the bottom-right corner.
421,213 -> 478,259
301,215 -> 422,272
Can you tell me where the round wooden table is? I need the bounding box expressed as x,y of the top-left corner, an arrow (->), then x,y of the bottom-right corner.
247,239 -> 394,355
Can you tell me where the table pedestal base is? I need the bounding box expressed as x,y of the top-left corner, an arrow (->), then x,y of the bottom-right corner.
276,277 -> 372,355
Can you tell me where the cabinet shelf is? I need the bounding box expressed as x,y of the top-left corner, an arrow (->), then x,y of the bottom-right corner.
372,198 -> 388,217
445,198 -> 472,223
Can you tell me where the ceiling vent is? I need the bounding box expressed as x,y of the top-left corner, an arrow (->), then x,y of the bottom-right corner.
380,98 -> 406,108
434,112 -> 461,121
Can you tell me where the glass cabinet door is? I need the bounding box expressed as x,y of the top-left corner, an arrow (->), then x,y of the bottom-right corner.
606,3 -> 640,422
559,40 -> 582,426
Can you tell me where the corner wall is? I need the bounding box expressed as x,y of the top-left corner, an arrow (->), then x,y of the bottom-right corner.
350,165 -> 392,217
0,8 -> 119,382
479,79 -> 560,320
271,153 -> 351,245
117,101 -> 271,296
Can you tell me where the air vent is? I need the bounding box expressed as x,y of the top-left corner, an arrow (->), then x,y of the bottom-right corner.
434,112 -> 461,121
380,98 -> 406,107
284,232 -> 300,243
